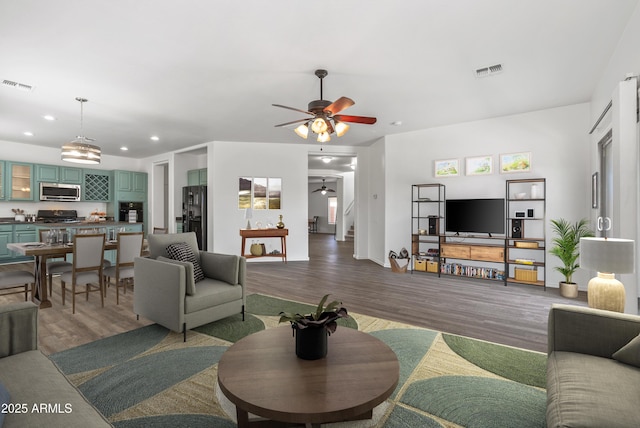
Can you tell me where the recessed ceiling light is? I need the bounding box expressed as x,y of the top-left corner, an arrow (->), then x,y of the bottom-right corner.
43,115 -> 56,121
150,135 -> 159,141
120,146 -> 128,151
23,131 -> 34,136
321,156 -> 332,163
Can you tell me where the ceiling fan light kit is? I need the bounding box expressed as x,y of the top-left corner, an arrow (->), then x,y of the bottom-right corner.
312,179 -> 336,195
273,69 -> 377,143
61,97 -> 101,164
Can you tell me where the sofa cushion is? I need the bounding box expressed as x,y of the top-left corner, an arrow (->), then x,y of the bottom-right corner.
0,381 -> 9,426
547,351 -> 640,428
0,350 -> 111,427
200,252 -> 240,285
612,333 -> 640,367
157,256 -> 196,296
184,278 -> 243,314
166,242 -> 204,283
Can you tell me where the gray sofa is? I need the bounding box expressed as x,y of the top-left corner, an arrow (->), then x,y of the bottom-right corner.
0,301 -> 111,427
547,303 -> 640,427
134,232 -> 246,341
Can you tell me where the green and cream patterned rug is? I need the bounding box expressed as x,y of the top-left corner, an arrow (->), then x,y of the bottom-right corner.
50,294 -> 547,427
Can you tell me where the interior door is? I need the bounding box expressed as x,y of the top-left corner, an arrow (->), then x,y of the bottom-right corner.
598,129 -> 613,238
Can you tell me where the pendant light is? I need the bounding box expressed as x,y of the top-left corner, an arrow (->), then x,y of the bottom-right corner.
61,97 -> 101,164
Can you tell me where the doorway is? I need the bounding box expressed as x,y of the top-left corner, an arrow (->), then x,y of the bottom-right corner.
308,153 -> 356,241
597,129 -> 613,238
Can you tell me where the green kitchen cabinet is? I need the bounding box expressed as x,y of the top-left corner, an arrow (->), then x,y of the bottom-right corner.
83,169 -> 112,202
114,170 -> 147,202
6,162 -> 34,201
36,164 -> 83,184
0,225 -> 13,261
187,168 -> 207,186
0,161 -> 5,200
60,166 -> 83,184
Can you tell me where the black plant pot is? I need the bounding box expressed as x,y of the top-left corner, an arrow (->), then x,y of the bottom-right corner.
294,326 -> 328,360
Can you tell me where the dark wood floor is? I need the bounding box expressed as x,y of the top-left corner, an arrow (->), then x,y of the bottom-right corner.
1,234 -> 590,355
247,233 -> 589,353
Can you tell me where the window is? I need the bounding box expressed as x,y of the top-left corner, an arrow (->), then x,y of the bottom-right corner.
328,197 -> 337,225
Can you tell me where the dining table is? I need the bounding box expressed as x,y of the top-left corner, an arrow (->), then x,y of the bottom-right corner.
6,239 -> 146,309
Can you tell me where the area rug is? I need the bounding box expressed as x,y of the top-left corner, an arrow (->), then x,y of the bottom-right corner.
50,294 -> 547,427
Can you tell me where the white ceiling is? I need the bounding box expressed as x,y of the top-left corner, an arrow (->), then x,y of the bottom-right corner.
1,0 -> 637,159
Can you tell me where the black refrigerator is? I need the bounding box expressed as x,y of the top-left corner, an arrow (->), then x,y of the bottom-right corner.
182,185 -> 207,250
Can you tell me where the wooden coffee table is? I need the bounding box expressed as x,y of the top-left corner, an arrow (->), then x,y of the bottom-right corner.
218,326 -> 399,428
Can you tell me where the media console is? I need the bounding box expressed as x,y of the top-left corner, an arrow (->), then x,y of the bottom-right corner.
411,178 -> 546,287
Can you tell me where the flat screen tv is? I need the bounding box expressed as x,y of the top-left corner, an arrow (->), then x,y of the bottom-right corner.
445,198 -> 505,236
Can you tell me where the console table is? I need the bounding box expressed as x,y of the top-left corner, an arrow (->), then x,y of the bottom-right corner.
239,228 -> 287,262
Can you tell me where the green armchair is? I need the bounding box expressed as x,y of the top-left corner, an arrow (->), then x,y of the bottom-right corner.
134,232 -> 245,341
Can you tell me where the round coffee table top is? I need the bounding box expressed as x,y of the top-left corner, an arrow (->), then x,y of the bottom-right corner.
218,326 -> 399,425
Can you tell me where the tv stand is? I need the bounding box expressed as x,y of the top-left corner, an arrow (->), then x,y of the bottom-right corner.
439,235 -> 507,282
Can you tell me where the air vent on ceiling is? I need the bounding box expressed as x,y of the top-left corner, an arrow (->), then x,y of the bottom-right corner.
474,63 -> 503,78
2,79 -> 34,92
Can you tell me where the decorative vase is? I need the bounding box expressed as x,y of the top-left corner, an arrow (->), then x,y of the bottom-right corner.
531,184 -> 539,199
250,243 -> 263,256
276,215 -> 285,229
294,326 -> 328,360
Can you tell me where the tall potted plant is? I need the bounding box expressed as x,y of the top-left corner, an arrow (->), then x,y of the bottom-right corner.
549,218 -> 594,298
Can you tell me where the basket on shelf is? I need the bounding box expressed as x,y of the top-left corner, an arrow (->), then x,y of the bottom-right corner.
514,268 -> 537,282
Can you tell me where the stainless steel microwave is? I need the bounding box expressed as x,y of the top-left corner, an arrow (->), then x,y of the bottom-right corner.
39,182 -> 81,201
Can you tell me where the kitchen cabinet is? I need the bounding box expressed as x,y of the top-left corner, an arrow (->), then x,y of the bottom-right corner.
35,165 -> 82,184
114,170 -> 147,201
36,164 -> 59,182
0,224 -> 36,263
0,225 -> 12,261
83,169 -> 112,202
0,161 -> 5,200
187,168 -> 207,186
7,162 -> 34,201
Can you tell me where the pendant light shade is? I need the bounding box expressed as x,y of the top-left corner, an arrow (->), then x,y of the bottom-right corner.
61,97 -> 101,164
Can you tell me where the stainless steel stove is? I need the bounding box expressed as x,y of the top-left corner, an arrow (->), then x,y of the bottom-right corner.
36,209 -> 80,223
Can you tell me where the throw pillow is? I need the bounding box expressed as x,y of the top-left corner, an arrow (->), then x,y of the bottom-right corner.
166,242 -> 205,283
612,333 -> 640,368
158,256 -> 197,296
0,382 -> 10,426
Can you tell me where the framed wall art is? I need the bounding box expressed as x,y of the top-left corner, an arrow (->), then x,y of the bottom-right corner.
500,152 -> 531,173
434,159 -> 459,177
465,155 -> 493,176
238,177 -> 282,210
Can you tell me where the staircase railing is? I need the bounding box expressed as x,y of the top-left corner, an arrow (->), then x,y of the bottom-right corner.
344,199 -> 355,216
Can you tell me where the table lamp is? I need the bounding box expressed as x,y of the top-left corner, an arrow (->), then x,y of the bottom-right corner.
580,237 -> 635,312
244,208 -> 253,229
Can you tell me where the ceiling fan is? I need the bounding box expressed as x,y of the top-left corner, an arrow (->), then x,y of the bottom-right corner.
273,69 -> 377,143
312,179 -> 335,195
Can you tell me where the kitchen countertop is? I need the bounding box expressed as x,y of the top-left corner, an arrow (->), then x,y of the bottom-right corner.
0,219 -> 141,227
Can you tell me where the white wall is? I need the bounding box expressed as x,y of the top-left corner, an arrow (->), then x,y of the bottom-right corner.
382,103 -> 592,288
210,141 -> 310,261
308,179 -> 337,234
588,1 -> 640,310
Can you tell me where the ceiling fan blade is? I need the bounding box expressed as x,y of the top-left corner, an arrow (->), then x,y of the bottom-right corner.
327,189 -> 336,192
324,97 -> 354,115
312,188 -> 323,193
334,114 -> 377,125
274,118 -> 310,128
272,104 -> 313,115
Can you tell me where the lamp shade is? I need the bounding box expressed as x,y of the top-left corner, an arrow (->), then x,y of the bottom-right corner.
580,237 -> 635,274
61,140 -> 101,164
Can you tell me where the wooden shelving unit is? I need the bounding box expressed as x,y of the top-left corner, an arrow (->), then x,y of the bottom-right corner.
410,184 -> 445,273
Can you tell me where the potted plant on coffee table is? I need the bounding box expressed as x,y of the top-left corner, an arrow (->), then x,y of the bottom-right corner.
279,294 -> 348,360
550,218 -> 594,298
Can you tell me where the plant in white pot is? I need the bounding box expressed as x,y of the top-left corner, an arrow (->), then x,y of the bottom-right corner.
549,218 -> 594,298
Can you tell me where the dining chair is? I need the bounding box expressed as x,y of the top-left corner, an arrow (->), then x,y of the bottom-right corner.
60,233 -> 106,314
0,270 -> 35,301
38,229 -> 73,296
153,227 -> 168,234
103,232 -> 144,304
